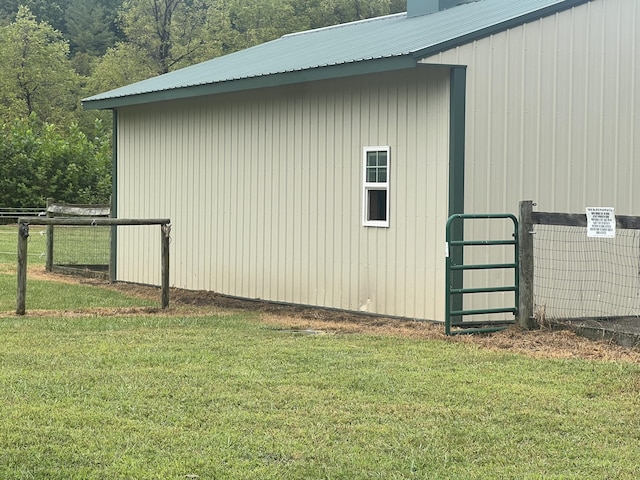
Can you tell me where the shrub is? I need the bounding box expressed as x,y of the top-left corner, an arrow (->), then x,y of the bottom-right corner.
0,114 -> 111,208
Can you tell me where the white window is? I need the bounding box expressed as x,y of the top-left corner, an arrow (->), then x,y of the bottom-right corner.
362,146 -> 390,227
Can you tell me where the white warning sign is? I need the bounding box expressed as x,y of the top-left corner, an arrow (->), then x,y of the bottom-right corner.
586,207 -> 615,238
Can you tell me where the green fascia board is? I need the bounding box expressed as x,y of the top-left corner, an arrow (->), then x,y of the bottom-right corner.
83,56 -> 416,110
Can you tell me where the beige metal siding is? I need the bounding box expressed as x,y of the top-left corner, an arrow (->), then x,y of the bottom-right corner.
422,0 -> 639,216
116,68 -> 451,320
422,0 -> 639,319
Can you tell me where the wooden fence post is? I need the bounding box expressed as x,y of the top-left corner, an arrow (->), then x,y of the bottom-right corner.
46,198 -> 54,271
161,223 -> 171,309
17,221 -> 29,315
518,200 -> 536,329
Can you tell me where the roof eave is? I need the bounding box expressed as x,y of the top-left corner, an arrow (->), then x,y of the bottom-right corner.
412,0 -> 593,60
82,55 -> 417,111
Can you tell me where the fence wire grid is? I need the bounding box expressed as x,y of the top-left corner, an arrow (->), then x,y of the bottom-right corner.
52,225 -> 110,267
534,225 -> 640,320
0,226 -> 47,260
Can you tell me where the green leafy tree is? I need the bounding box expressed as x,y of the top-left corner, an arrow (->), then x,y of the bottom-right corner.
118,0 -> 210,74
229,0 -> 297,50
66,0 -> 118,55
0,6 -> 81,125
289,0 -> 405,29
202,0 -> 406,58
0,114 -> 112,207
0,1 -> 67,30
85,42 -> 158,95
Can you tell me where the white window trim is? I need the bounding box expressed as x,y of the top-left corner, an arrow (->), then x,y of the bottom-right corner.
362,146 -> 390,228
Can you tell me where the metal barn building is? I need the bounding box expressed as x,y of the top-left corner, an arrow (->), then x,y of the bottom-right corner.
83,0 -> 639,322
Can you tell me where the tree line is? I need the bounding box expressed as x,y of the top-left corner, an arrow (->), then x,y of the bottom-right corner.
0,0 -> 406,207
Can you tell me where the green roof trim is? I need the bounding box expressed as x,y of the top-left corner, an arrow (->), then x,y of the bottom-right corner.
83,56 -> 417,110
83,0 -> 592,110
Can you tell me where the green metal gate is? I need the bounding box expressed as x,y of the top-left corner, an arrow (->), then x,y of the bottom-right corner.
445,214 -> 519,335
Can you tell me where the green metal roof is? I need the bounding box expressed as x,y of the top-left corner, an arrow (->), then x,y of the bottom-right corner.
83,0 -> 591,110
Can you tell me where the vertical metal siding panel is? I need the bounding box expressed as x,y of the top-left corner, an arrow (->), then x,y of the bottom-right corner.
350,88 -> 364,310
329,92 -> 342,309
417,69 -> 450,320
568,6 -> 589,209
631,0 -> 639,215
395,76 -> 412,316
412,76 -> 428,318
337,88 -> 356,311
256,98 -> 268,298
118,112 -> 134,283
314,91 -> 327,307
218,103 -> 229,292
417,0 -> 639,320
225,101 -> 237,293
292,96 -> 304,304
237,101 -> 247,295
300,93 -> 314,305
117,111 -> 157,287
601,0 -> 621,208
247,101 -> 258,298
202,107 -> 214,291
196,105 -> 208,290
471,40 -> 492,216
623,0 -> 639,214
505,26 -> 526,218
262,97 -> 274,301
586,0 -> 606,207
537,16 -> 559,211
233,104 -> 245,295
488,35 -> 507,219
422,0 -> 639,216
279,98 -> 292,302
117,69 -> 450,320
563,8 -> 581,210
184,107 -> 195,288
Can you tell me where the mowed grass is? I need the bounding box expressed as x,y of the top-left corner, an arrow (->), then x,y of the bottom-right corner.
0,272 -> 157,312
0,225 -> 155,312
0,313 -> 639,479
0,224 -> 47,265
0,227 -> 640,478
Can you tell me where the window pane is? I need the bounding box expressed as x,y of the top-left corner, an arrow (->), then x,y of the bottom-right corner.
368,189 -> 387,221
378,152 -> 387,166
367,152 -> 378,166
366,166 -> 387,183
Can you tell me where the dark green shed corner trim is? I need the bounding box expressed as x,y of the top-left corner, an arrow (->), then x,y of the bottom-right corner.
448,66 -> 466,322
109,109 -> 118,282
449,66 -> 465,218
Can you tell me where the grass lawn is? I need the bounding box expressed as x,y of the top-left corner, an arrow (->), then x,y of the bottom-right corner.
0,224 -> 47,265
0,224 -> 156,312
0,311 -> 639,479
0,224 -> 639,478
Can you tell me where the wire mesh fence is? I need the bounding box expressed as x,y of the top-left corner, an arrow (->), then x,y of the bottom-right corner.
0,225 -> 47,262
533,224 -> 640,320
51,225 -> 111,269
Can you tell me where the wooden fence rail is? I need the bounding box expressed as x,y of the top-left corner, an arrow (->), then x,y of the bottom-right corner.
16,217 -> 171,315
0,208 -> 46,221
